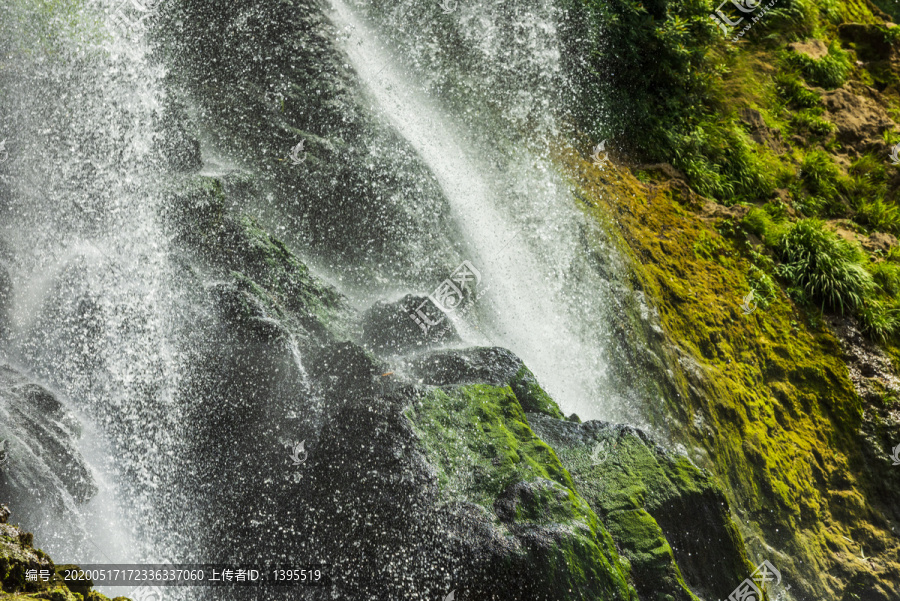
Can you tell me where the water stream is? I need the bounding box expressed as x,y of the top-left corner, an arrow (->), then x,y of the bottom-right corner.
0,0 -> 653,594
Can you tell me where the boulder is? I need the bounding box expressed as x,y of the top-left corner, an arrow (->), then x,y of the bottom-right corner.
361,293 -> 461,356
528,415 -> 753,601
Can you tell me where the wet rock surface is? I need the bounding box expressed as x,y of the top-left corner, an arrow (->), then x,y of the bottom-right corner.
361,294 -> 462,356
0,366 -> 95,533
528,414 -> 752,601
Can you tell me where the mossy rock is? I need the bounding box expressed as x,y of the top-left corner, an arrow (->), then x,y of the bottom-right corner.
0,520 -> 127,601
406,347 -> 566,420
163,175 -> 349,341
404,382 -> 636,600
528,415 -> 752,601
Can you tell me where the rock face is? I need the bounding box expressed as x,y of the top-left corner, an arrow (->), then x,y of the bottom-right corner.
528,416 -> 752,601
361,294 -> 462,356
0,366 -> 96,538
146,173 -> 760,599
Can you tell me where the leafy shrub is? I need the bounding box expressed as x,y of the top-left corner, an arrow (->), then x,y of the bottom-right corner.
743,207 -> 788,244
672,123 -> 777,203
774,219 -> 874,312
870,261 -> 900,295
844,154 -> 889,210
856,198 -> 900,233
801,150 -> 841,199
790,110 -> 836,136
784,41 -> 852,89
567,0 -> 718,157
760,0 -> 819,37
774,73 -> 823,109
858,301 -> 900,341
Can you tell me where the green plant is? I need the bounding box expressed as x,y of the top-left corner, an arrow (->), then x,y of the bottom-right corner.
570,0 -> 719,158
869,261 -> 900,295
844,154 -> 889,210
774,219 -> 875,312
672,123 -> 777,203
743,207 -> 788,244
784,41 -> 852,89
801,150 -> 841,199
748,265 -> 778,307
790,110 -> 836,137
774,73 -> 823,109
858,301 -> 900,341
856,198 -> 900,233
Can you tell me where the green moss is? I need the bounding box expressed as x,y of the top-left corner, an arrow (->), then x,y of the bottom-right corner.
552,142 -> 889,597
404,384 -> 637,600
509,365 -> 566,419
406,385 -> 572,502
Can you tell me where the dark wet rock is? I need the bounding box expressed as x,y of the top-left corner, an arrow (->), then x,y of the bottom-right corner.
307,340 -> 380,402
827,315 -> 900,402
158,0 -> 457,285
361,294 -> 461,356
293,376 -> 638,601
164,175 -> 350,345
405,346 -> 565,419
0,365 -> 96,537
839,23 -> 895,61
527,414 -> 752,601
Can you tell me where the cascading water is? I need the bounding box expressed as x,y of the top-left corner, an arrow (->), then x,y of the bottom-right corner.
0,0 -> 191,574
328,0 -> 647,422
1,0 -> 665,598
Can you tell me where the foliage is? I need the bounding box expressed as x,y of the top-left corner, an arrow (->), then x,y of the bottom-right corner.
855,198 -> 900,233
858,300 -> 900,341
570,0 -> 719,158
790,110 -> 836,137
870,261 -> 900,296
800,150 -> 841,199
774,219 -> 874,312
783,41 -> 852,89
672,122 -> 778,203
774,73 -> 823,109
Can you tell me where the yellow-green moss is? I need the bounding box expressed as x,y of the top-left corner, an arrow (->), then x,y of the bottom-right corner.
404,384 -> 638,600
552,143 -> 900,598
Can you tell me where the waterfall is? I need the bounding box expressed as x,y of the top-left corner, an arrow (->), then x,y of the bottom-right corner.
328,0 -> 635,421
0,0 -> 190,573
0,0 -> 654,594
